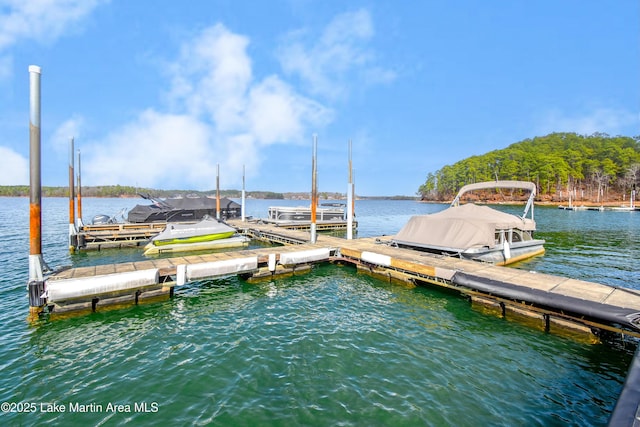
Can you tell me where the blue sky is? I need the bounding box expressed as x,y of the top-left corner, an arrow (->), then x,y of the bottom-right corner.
1,0 -> 638,196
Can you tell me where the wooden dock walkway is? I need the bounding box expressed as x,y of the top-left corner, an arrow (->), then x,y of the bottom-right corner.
73,222 -> 168,250
72,218 -> 355,251
47,220 -> 640,340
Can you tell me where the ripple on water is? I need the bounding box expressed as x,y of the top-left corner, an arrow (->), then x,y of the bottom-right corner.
0,200 -> 637,426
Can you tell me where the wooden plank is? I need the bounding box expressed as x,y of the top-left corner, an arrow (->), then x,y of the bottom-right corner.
390,258 -> 436,277
48,221 -> 640,340
115,262 -> 136,273
498,270 -> 569,292
339,247 -> 362,259
73,266 -> 96,278
552,279 -> 616,302
95,264 -> 116,275
158,266 -> 177,277
151,259 -> 178,269
603,289 -> 640,310
133,261 -> 157,270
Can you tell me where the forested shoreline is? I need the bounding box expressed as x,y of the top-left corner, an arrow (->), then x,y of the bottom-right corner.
418,133 -> 640,203
0,186 -> 396,200
0,185 -> 288,199
4,133 -> 638,204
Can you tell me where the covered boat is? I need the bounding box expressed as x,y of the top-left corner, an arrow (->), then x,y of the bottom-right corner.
127,195 -> 241,223
392,181 -> 545,265
148,217 -> 237,246
267,203 -> 346,222
143,217 -> 248,255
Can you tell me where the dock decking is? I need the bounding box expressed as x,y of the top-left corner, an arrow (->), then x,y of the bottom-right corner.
73,222 -> 168,250
72,218 -> 355,250
46,220 -> 640,340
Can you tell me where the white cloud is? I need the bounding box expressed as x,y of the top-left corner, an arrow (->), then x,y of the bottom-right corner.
168,23 -> 252,129
0,0 -> 106,50
246,75 -> 332,145
277,9 -> 395,98
0,145 -> 28,184
50,115 -> 84,153
85,23 -> 332,189
538,107 -> 640,136
84,110 -> 215,189
0,0 -> 106,81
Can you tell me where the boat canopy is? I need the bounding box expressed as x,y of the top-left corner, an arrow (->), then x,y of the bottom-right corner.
451,180 -> 537,220
151,218 -> 236,245
393,204 -> 536,252
127,196 -> 240,223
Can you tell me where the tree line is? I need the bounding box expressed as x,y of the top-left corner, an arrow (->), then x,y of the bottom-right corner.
418,133 -> 640,202
0,186 -> 361,200
0,185 -> 287,199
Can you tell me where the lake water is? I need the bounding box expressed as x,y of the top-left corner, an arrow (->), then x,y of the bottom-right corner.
1,197 -> 638,426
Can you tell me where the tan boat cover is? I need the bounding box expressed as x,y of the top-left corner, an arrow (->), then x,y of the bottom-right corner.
393,204 -> 536,251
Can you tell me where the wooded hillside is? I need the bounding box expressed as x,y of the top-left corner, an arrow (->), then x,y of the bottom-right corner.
0,186 -> 349,200
418,133 -> 640,202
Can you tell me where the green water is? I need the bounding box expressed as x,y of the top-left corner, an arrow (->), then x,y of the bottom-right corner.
1,198 -> 638,426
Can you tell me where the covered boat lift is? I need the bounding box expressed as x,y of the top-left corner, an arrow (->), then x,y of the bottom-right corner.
127,195 -> 241,223
393,181 -> 545,265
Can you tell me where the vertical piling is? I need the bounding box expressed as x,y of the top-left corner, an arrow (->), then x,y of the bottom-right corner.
77,149 -> 83,223
347,139 -> 354,240
216,164 -> 221,220
68,138 -> 77,252
310,134 -> 318,243
241,164 -> 246,222
27,65 -> 46,315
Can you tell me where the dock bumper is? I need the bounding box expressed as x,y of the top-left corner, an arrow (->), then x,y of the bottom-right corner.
28,280 -> 46,307
608,346 -> 640,427
183,256 -> 259,282
452,272 -> 640,333
279,248 -> 330,266
46,269 -> 160,302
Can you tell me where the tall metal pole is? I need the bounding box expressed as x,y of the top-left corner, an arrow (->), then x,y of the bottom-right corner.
352,169 -> 356,218
347,139 -> 354,240
241,164 -> 246,222
77,149 -> 83,223
68,137 -> 76,252
310,134 -> 318,243
28,65 -> 46,314
216,164 -> 221,220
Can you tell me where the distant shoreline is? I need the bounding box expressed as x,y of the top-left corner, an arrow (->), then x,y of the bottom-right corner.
0,186 -> 417,201
2,195 -> 634,208
418,199 -> 636,208
1,186 -> 634,206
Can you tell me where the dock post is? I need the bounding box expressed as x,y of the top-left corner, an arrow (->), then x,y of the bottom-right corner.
241,164 -> 246,222
310,134 -> 318,243
347,139 -> 354,240
27,65 -> 46,316
216,163 -> 221,220
77,149 -> 83,224
68,137 -> 77,252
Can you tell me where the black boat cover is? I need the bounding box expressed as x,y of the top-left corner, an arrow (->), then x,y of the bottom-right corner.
127,196 -> 241,223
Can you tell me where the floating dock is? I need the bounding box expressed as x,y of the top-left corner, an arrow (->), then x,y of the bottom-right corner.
73,222 -> 168,250
44,221 -> 640,343
255,218 -> 357,231
71,218 -> 356,251
558,205 -> 639,212
558,205 -> 605,211
23,66 -> 638,425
